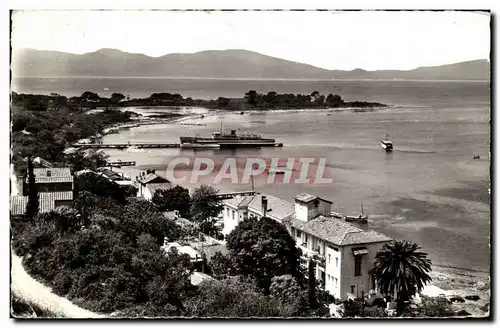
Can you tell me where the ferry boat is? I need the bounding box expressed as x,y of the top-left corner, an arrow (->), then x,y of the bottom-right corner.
381,134 -> 393,152
180,124 -> 278,148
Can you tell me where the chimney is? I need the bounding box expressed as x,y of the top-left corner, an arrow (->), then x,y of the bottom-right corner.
261,196 -> 268,217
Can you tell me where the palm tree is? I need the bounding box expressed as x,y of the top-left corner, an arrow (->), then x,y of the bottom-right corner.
370,240 -> 432,316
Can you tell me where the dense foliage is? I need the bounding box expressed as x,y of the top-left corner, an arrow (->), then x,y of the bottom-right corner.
11,95 -> 133,174
152,186 -> 192,218
190,185 -> 223,236
11,182 -> 197,316
226,217 -> 302,294
74,173 -> 130,204
370,240 -> 432,315
243,90 -> 386,110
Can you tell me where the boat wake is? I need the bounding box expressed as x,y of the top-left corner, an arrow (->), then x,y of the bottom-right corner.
395,149 -> 437,154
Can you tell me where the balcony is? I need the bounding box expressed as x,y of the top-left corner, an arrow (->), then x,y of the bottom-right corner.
298,244 -> 326,266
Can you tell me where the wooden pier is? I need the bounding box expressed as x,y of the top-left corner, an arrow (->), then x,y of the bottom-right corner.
71,143 -> 181,149
72,142 -> 283,149
215,191 -> 258,200
106,161 -> 136,167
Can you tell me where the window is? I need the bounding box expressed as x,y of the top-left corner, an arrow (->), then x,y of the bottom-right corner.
354,255 -> 362,276
335,257 -> 339,267
335,278 -> 338,286
327,274 -> 331,281
232,210 -> 236,220
328,254 -> 331,263
296,230 -> 302,238
305,234 -> 308,243
351,285 -> 356,294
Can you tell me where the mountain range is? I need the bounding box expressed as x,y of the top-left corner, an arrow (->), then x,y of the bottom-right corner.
11,48 -> 490,81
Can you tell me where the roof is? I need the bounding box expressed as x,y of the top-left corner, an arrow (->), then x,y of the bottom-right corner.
190,271 -> 215,286
33,157 -> 53,168
196,244 -> 229,262
162,243 -> 201,261
223,193 -> 295,221
40,191 -> 73,201
287,215 -> 392,246
10,191 -> 73,215
146,182 -> 172,195
294,192 -> 332,204
138,173 -> 169,185
11,196 -> 28,215
32,168 -> 73,184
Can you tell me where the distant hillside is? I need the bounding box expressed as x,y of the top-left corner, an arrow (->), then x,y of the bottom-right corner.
11,48 -> 490,80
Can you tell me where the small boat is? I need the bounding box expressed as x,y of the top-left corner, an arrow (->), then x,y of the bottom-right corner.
345,215 -> 368,223
381,133 -> 393,152
344,204 -> 368,223
473,155 -> 480,160
240,111 -> 244,115
330,211 -> 344,219
200,115 -> 205,119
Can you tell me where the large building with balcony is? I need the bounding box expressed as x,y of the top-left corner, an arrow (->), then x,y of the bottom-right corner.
221,192 -> 392,300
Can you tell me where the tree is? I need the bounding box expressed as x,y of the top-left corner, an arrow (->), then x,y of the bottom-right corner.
370,240 -> 432,316
81,91 -> 100,102
308,260 -> 317,309
65,149 -> 108,172
190,185 -> 222,235
25,157 -> 39,220
244,90 -> 259,105
418,296 -> 455,317
208,251 -> 235,278
152,186 -> 192,217
74,172 -> 127,204
226,217 -> 302,294
110,93 -> 125,104
36,207 -> 81,235
185,276 -> 292,317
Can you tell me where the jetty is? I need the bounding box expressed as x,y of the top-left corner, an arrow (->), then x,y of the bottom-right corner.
106,161 -> 136,167
71,142 -> 283,149
215,191 -> 258,200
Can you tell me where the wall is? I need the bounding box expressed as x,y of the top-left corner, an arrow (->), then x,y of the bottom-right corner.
222,204 -> 247,236
294,199 -> 331,222
294,201 -> 309,222
339,242 -> 386,299
36,182 -> 73,193
325,243 -> 342,298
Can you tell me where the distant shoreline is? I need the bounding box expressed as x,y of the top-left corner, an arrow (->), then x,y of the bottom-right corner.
13,76 -> 491,83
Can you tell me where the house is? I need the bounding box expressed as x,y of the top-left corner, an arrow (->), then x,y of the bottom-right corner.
13,167 -> 75,217
221,193 -> 295,236
135,173 -> 172,201
28,168 -> 73,193
11,191 -> 74,216
161,241 -> 203,263
221,191 -> 392,301
283,193 -> 392,300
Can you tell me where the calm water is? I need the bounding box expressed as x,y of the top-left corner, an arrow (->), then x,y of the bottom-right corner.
14,77 -> 491,271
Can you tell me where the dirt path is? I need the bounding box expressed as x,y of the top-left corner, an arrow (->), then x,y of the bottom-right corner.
11,252 -> 105,318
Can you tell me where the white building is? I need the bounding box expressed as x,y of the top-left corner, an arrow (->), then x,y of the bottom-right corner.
135,173 -> 172,201
221,192 -> 392,301
161,241 -> 203,263
221,193 -> 295,236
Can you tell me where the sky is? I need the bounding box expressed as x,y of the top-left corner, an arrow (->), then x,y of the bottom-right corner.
10,10 -> 490,71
